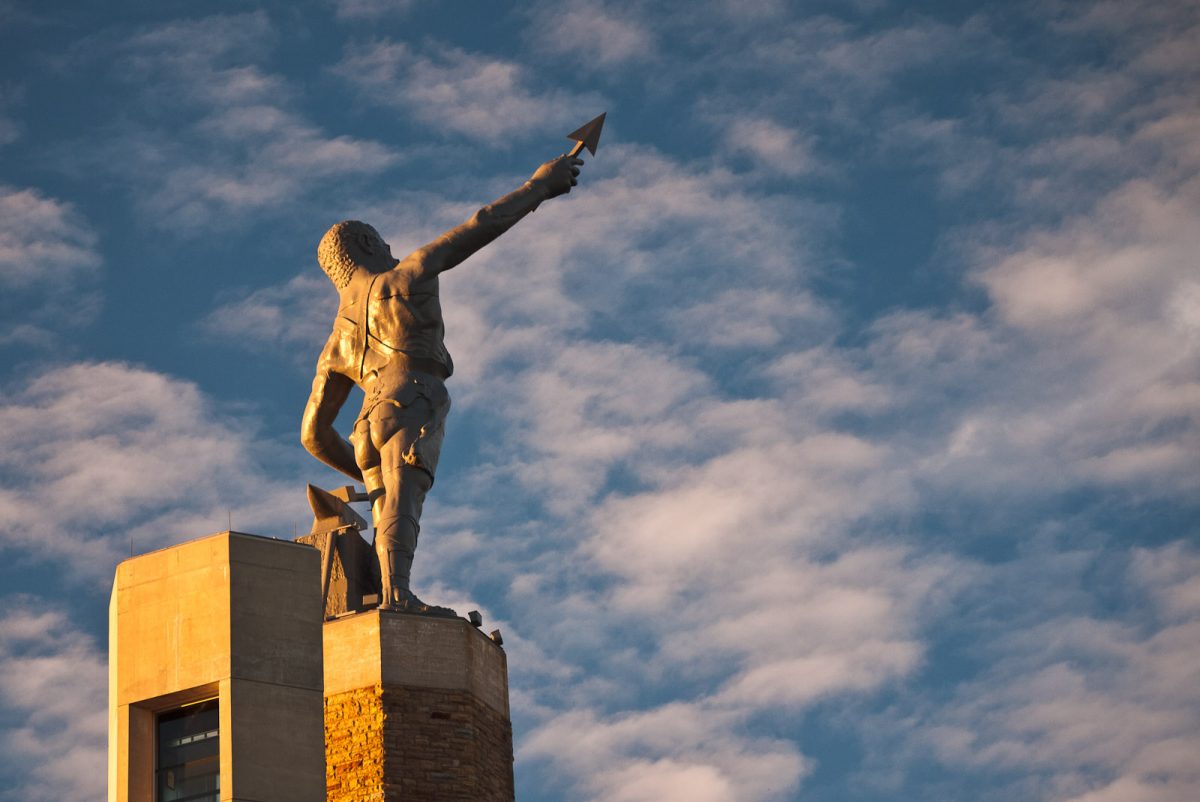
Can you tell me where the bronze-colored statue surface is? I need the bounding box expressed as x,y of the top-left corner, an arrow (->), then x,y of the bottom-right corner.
301,147 -> 588,611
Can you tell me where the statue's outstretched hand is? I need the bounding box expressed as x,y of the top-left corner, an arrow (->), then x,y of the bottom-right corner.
530,155 -> 583,199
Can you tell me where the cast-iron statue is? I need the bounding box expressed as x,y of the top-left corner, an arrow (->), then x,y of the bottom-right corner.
301,115 -> 604,612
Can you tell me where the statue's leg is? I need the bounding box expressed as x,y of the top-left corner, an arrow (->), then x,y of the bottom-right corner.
367,373 -> 449,609
374,466 -> 431,607
350,417 -> 387,601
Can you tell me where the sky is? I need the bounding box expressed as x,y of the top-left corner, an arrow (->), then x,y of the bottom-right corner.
0,0 -> 1198,800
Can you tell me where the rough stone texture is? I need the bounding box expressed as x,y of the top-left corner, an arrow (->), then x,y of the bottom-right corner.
296,527 -> 381,618
325,683 -> 514,802
325,687 -> 386,801
323,611 -> 514,801
108,531 -> 326,802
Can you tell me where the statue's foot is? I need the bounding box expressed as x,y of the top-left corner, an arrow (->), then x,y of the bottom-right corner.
379,588 -> 457,618
379,587 -> 420,609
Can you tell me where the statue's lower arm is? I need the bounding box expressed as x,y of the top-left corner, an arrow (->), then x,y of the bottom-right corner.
412,154 -> 584,276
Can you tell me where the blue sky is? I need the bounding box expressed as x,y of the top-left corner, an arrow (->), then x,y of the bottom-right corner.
1,0 -> 1198,799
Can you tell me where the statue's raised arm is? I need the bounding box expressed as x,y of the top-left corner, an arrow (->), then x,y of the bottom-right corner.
406,154 -> 581,277
301,114 -> 606,613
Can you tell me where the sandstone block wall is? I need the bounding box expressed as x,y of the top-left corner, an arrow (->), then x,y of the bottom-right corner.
325,686 -> 386,801
325,682 -> 515,802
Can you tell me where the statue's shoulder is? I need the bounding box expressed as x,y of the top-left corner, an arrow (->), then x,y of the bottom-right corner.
376,260 -> 436,297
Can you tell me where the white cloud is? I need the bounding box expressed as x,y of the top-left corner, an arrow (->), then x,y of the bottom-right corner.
723,117 -> 815,176
588,437 -> 910,600
72,13 -> 399,228
0,362 -> 312,581
821,15 -> 1200,792
817,1 -> 1200,507
434,145 -> 831,391
1131,544 -> 1200,621
0,185 -> 102,346
116,11 -> 276,72
0,601 -> 106,802
909,177 -> 1200,497
669,287 -> 832,348
0,185 -> 99,287
888,542 -> 1200,802
530,2 -> 655,67
767,346 -> 892,415
332,0 -> 415,20
979,180 -> 1198,339
522,704 -> 809,802
201,269 -> 334,361
334,40 -> 600,144
140,112 -> 396,229
705,13 -> 998,108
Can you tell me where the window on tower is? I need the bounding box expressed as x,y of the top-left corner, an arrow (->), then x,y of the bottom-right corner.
155,698 -> 219,802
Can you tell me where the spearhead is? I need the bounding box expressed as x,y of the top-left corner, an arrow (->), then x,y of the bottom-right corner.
566,112 -> 607,157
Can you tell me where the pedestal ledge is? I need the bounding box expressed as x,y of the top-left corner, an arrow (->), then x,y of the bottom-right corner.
324,609 -> 509,715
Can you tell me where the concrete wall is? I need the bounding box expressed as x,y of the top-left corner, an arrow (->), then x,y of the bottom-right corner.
108,531 -> 326,802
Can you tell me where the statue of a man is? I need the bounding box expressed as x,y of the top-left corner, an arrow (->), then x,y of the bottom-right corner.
301,154 -> 582,610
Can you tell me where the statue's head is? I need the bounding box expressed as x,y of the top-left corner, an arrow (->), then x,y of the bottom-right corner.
317,220 -> 395,288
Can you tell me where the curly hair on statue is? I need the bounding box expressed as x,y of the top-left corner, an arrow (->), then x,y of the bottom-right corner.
317,220 -> 378,289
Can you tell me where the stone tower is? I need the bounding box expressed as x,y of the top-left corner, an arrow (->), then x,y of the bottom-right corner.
108,531 -> 326,802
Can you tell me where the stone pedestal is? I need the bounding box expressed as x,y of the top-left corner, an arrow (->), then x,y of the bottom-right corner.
323,610 -> 515,801
108,531 -> 326,802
